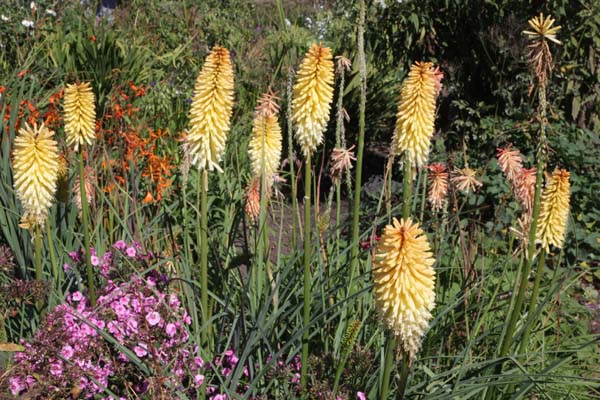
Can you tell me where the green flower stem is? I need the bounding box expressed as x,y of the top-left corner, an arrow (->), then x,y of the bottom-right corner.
200,169 -> 209,350
34,225 -> 42,282
349,0 -> 366,280
402,161 -> 413,218
380,336 -> 397,400
300,153 -> 312,388
518,249 -> 547,353
397,355 -> 410,399
79,152 -> 96,307
496,151 -> 543,364
34,224 -> 44,311
419,168 -> 428,222
287,69 -> 298,250
498,83 -> 547,360
46,218 -> 59,289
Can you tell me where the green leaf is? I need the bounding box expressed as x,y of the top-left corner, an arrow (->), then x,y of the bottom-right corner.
572,96 -> 581,121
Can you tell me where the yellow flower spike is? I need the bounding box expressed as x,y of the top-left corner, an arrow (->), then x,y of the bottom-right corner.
373,218 -> 436,359
188,46 -> 235,172
536,169 -> 570,251
292,43 -> 335,157
392,62 -> 438,167
64,82 -> 96,151
13,123 -> 59,227
248,92 -> 282,186
523,13 -> 561,44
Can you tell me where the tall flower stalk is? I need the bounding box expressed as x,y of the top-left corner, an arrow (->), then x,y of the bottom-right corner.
248,91 -> 282,302
519,169 -> 570,351
13,123 -> 59,285
187,46 -> 234,348
380,59 -> 439,400
349,0 -> 367,285
292,43 -> 334,387
378,215 -> 436,400
498,13 -> 561,362
64,82 -> 97,305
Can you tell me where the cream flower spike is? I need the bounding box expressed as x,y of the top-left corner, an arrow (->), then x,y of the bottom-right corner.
373,218 -> 436,359
64,82 -> 96,151
13,122 -> 59,227
292,43 -> 335,158
536,169 -> 570,251
392,62 -> 438,167
187,46 -> 235,172
248,91 -> 282,186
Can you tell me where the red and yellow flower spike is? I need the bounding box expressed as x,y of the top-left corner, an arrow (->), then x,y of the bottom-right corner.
373,218 -> 436,359
427,162 -> 448,212
536,169 -> 570,251
292,44 -> 335,157
187,46 -> 235,172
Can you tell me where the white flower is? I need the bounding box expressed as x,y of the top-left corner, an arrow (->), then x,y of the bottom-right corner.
285,18 -> 291,27
30,2 -> 36,11
1,14 -> 9,22
21,20 -> 34,28
45,9 -> 56,16
375,0 -> 388,7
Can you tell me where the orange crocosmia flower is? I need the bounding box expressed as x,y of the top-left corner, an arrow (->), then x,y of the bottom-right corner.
129,82 -> 146,97
49,88 -> 64,105
143,191 -> 155,204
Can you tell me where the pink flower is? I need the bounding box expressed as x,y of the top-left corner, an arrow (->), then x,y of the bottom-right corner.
291,372 -> 300,384
113,240 -> 126,250
168,293 -> 181,308
90,255 -> 99,266
213,395 -> 227,400
126,247 -> 136,257
72,291 -> 83,302
60,344 -> 74,359
145,311 -> 161,326
134,343 -> 148,357
127,318 -> 138,333
193,374 -> 204,386
50,361 -> 63,376
9,376 -> 25,396
193,356 -> 204,369
357,392 -> 366,400
113,303 -> 127,318
165,323 -> 177,337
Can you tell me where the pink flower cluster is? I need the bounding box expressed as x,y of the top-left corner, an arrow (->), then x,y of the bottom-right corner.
7,274 -> 204,399
64,240 -> 155,278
